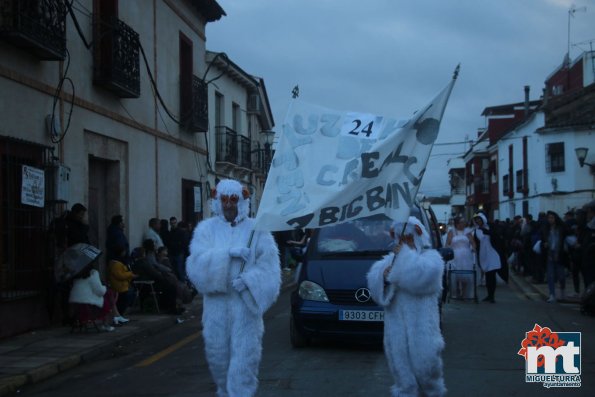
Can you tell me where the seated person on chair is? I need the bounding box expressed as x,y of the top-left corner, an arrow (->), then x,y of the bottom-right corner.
133,240 -> 182,314
157,246 -> 194,305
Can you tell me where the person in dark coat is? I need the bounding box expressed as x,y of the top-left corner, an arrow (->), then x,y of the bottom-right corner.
106,215 -> 130,262
159,219 -> 171,251
65,203 -> 89,247
168,221 -> 191,281
52,203 -> 89,325
539,211 -> 570,303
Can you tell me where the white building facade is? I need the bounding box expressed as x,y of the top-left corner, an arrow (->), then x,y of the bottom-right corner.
0,0 -> 274,338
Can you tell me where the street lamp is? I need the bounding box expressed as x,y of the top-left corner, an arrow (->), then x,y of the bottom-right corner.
575,147 -> 594,171
261,130 -> 275,155
261,130 -> 275,144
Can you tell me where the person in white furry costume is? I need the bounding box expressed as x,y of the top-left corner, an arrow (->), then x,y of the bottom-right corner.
366,216 -> 446,397
186,179 -> 281,397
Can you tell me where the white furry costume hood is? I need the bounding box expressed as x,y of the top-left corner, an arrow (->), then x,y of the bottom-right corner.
391,216 -> 432,252
366,216 -> 447,397
210,179 -> 250,225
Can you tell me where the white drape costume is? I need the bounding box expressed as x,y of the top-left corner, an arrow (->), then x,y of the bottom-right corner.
186,180 -> 281,397
472,213 -> 501,272
367,217 -> 446,397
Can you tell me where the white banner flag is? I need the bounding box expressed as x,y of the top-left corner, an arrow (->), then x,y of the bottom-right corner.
255,69 -> 458,231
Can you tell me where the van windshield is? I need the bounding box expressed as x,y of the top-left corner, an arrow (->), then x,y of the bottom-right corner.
314,209 -> 422,254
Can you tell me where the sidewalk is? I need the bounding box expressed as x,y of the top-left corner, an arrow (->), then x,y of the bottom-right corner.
509,270 -> 583,304
0,271 -> 297,397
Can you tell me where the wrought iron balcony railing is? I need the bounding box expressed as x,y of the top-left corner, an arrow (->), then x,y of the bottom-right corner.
251,146 -> 265,174
0,0 -> 67,60
251,145 -> 273,176
216,126 -> 238,165
93,15 -> 140,98
239,135 -> 251,169
181,75 -> 208,132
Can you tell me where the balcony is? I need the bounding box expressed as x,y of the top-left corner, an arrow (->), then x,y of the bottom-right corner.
0,0 -> 67,60
215,126 -> 238,165
238,135 -> 251,170
93,15 -> 140,98
251,143 -> 272,176
180,75 -> 208,132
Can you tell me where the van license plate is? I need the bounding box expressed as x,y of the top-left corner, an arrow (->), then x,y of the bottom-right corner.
339,310 -> 384,322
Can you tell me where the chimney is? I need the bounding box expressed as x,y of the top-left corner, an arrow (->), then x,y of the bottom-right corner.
524,85 -> 530,118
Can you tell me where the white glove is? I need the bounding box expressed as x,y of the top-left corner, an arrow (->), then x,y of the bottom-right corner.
232,277 -> 247,292
229,247 -> 250,262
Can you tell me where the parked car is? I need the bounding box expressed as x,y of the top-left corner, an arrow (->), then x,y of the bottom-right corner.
289,203 -> 453,347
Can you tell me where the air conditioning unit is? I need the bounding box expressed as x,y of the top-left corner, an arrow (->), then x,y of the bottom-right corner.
247,94 -> 262,113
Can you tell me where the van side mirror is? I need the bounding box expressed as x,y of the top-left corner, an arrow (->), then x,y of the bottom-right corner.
438,247 -> 454,262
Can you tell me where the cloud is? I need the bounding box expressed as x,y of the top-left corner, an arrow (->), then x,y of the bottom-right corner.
207,0 -> 595,195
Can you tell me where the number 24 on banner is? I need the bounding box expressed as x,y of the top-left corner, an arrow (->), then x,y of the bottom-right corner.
340,113 -> 384,139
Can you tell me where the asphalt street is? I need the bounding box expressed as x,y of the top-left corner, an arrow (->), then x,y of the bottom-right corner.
9,280 -> 595,397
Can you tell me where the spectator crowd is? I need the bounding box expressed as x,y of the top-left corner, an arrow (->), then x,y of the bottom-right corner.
52,206 -> 197,332
444,199 -> 595,304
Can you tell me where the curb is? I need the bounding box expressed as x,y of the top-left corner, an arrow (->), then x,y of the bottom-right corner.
0,313 -> 190,397
0,354 -> 82,396
0,375 -> 26,397
509,272 -> 547,301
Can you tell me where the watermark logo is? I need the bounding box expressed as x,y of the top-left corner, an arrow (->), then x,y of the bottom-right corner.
518,324 -> 581,388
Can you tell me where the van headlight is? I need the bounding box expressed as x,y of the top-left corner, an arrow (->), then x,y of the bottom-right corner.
298,280 -> 329,302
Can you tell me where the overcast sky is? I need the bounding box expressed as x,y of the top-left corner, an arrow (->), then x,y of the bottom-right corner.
205,0 -> 595,196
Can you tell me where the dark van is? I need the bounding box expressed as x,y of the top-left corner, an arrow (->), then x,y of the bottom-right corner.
289,203 -> 451,347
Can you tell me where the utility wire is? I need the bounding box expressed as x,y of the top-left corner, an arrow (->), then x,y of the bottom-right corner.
66,0 -> 92,49
64,0 -> 229,178
73,0 -> 92,16
50,48 -> 75,144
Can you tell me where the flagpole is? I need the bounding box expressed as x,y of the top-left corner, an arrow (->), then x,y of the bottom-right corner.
397,64 -> 460,240
390,64 -> 460,269
240,230 -> 255,273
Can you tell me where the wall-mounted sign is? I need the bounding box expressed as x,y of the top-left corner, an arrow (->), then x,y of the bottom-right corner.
21,165 -> 45,207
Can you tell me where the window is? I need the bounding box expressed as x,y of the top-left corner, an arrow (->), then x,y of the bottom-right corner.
215,92 -> 224,127
482,172 -> 489,193
92,0 -> 140,98
182,179 -> 202,226
516,170 -> 523,192
503,174 -> 510,196
490,160 -> 497,183
232,102 -> 241,132
482,158 -> 489,170
546,142 -> 565,173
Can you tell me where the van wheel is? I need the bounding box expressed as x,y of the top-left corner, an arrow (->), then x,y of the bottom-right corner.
290,317 -> 309,348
